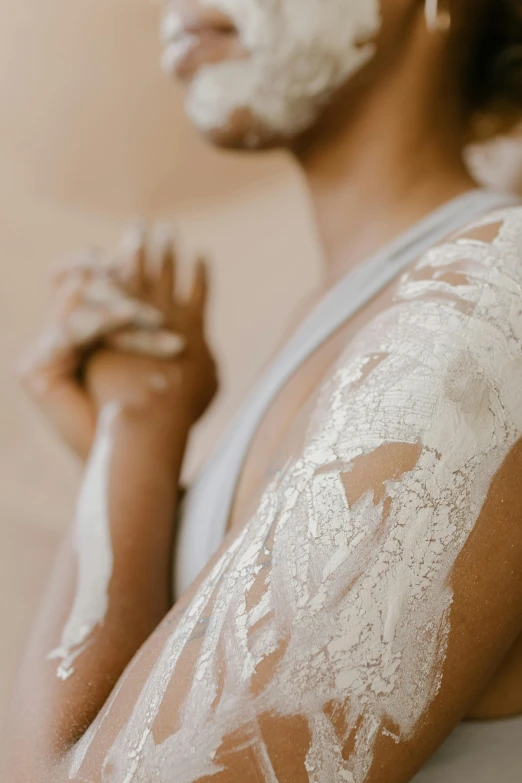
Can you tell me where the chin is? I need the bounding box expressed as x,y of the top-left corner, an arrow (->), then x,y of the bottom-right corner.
181,64 -> 314,152
188,104 -> 290,152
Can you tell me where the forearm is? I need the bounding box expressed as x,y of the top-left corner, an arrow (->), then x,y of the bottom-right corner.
6,401 -> 190,773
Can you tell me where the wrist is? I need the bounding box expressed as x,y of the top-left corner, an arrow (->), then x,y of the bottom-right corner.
94,398 -> 191,474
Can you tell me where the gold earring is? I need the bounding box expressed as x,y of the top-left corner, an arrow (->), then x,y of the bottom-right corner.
425,0 -> 451,32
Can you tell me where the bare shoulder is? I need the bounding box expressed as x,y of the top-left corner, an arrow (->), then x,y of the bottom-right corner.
423,201 -> 522,279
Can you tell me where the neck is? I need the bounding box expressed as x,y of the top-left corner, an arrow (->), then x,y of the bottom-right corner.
294,26 -> 478,287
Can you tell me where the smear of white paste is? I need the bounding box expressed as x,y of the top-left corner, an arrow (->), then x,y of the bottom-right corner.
109,329 -> 185,358
162,0 -> 382,143
78,208 -> 522,782
48,403 -> 119,681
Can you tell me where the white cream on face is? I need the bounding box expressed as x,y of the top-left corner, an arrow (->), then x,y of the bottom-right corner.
163,0 -> 382,143
48,403 -> 119,681
78,209 -> 522,781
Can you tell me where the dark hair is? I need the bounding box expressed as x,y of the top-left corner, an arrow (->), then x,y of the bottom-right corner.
468,0 -> 522,136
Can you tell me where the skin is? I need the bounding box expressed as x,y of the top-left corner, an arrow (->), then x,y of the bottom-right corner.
5,0 -> 522,780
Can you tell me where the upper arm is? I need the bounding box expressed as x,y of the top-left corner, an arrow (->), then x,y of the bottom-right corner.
63,207 -> 522,783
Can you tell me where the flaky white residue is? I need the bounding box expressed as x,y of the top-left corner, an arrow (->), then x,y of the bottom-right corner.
78,208 -> 522,781
48,403 -> 119,681
169,0 -> 382,143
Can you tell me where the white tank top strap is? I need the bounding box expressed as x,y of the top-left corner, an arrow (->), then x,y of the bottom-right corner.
175,188 -> 519,600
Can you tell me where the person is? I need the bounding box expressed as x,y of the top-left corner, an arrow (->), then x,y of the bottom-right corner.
5,0 -> 522,780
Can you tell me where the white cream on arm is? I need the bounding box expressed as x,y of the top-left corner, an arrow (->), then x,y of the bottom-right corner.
72,208 -> 522,782
48,403 -> 119,681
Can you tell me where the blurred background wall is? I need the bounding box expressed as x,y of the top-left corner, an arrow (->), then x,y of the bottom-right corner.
2,0 -> 522,727
0,0 -> 322,722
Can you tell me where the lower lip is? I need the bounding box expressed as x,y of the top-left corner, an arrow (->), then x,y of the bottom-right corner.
162,29 -> 239,78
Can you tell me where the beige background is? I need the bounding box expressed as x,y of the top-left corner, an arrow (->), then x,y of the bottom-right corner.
0,0 -> 321,723
2,0 -> 522,730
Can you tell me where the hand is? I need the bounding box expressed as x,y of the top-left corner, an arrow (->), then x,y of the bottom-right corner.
85,234 -> 219,433
18,244 -> 163,458
19,231 -> 218,458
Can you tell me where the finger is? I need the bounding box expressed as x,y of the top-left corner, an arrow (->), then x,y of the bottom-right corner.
131,239 -> 147,295
66,299 -> 164,349
106,328 -> 186,358
79,278 -> 164,330
19,292 -> 164,381
158,241 -> 176,309
188,257 -> 209,314
36,300 -> 160,364
119,223 -> 147,294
